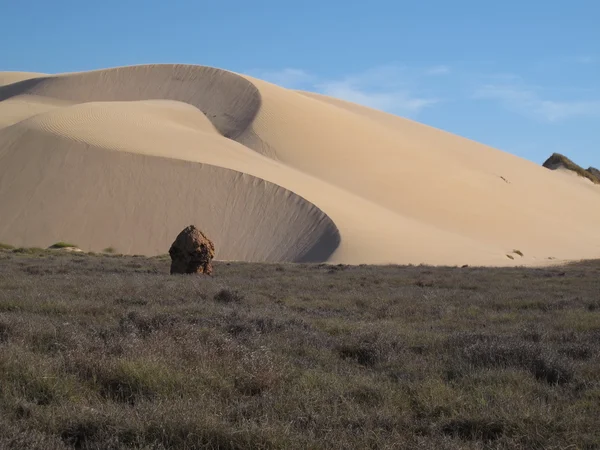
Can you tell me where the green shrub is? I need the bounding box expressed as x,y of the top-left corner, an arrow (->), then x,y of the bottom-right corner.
542,153 -> 600,184
49,242 -> 77,249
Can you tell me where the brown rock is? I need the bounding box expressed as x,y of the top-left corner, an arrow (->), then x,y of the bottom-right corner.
168,225 -> 215,275
588,167 -> 600,180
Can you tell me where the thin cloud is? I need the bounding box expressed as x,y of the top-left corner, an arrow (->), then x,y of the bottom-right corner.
474,83 -> 600,122
574,55 -> 595,64
246,68 -> 315,88
425,65 -> 451,75
317,79 -> 439,116
246,65 -> 440,117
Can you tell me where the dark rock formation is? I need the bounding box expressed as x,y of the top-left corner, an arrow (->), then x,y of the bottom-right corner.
169,225 -> 215,275
542,153 -> 600,185
588,167 -> 600,180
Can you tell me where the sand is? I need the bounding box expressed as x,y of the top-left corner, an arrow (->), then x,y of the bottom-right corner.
0,64 -> 599,265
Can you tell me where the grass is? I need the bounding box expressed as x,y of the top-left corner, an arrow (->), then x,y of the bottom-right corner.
0,249 -> 599,449
0,243 -> 14,250
48,242 -> 78,249
543,153 -> 600,184
588,166 -> 600,179
213,288 -> 245,304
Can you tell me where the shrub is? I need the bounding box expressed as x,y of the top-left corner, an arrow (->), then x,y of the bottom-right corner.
337,342 -> 382,367
214,288 -> 244,303
49,242 -> 78,249
442,418 -> 505,441
542,153 -> 600,184
452,337 -> 574,384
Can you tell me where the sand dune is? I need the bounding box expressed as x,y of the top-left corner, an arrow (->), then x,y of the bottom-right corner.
0,64 -> 599,265
0,72 -> 47,87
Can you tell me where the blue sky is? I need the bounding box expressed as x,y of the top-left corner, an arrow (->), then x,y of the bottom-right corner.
2,0 -> 598,167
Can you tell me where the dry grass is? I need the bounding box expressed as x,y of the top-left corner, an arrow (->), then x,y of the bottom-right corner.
543,153 -> 600,184
588,167 -> 600,179
0,249 -> 599,449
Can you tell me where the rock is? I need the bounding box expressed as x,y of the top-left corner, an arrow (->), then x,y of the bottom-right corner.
542,153 -> 600,184
168,225 -> 215,275
588,167 -> 600,180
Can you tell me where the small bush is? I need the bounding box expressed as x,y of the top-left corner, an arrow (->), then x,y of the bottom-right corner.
0,359 -> 73,406
453,337 -> 574,384
49,242 -> 77,249
338,343 -> 382,367
0,243 -> 14,250
118,311 -> 179,336
0,321 -> 11,343
214,288 -> 244,303
60,416 -> 113,449
103,247 -> 116,254
348,385 -> 383,406
542,153 -> 600,184
442,418 -> 505,441
94,360 -> 176,405
234,372 -> 276,396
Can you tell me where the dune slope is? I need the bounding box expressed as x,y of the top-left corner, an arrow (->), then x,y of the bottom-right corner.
0,122 -> 340,261
0,64 -> 599,265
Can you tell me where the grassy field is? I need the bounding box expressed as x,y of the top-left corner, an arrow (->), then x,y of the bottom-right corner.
0,249 -> 599,449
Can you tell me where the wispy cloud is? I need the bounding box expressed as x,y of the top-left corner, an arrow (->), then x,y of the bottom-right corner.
474,82 -> 600,122
425,65 -> 451,75
249,63 -> 598,122
574,55 -> 595,64
246,68 -> 315,89
246,65 -> 440,117
316,68 -> 439,115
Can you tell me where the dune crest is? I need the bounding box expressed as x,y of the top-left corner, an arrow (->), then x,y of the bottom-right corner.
1,64 -> 599,265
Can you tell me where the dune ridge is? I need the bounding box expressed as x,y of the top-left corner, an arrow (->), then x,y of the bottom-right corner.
1,64 -> 599,265
0,123 -> 340,262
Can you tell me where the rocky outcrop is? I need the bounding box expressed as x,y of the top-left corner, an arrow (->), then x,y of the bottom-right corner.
542,153 -> 600,185
588,167 -> 600,180
168,225 -> 215,275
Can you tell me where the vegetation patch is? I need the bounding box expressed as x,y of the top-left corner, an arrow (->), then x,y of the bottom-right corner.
449,335 -> 574,384
49,242 -> 78,249
442,418 -> 505,441
0,253 -> 598,448
542,153 -> 600,184
214,288 -> 244,304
